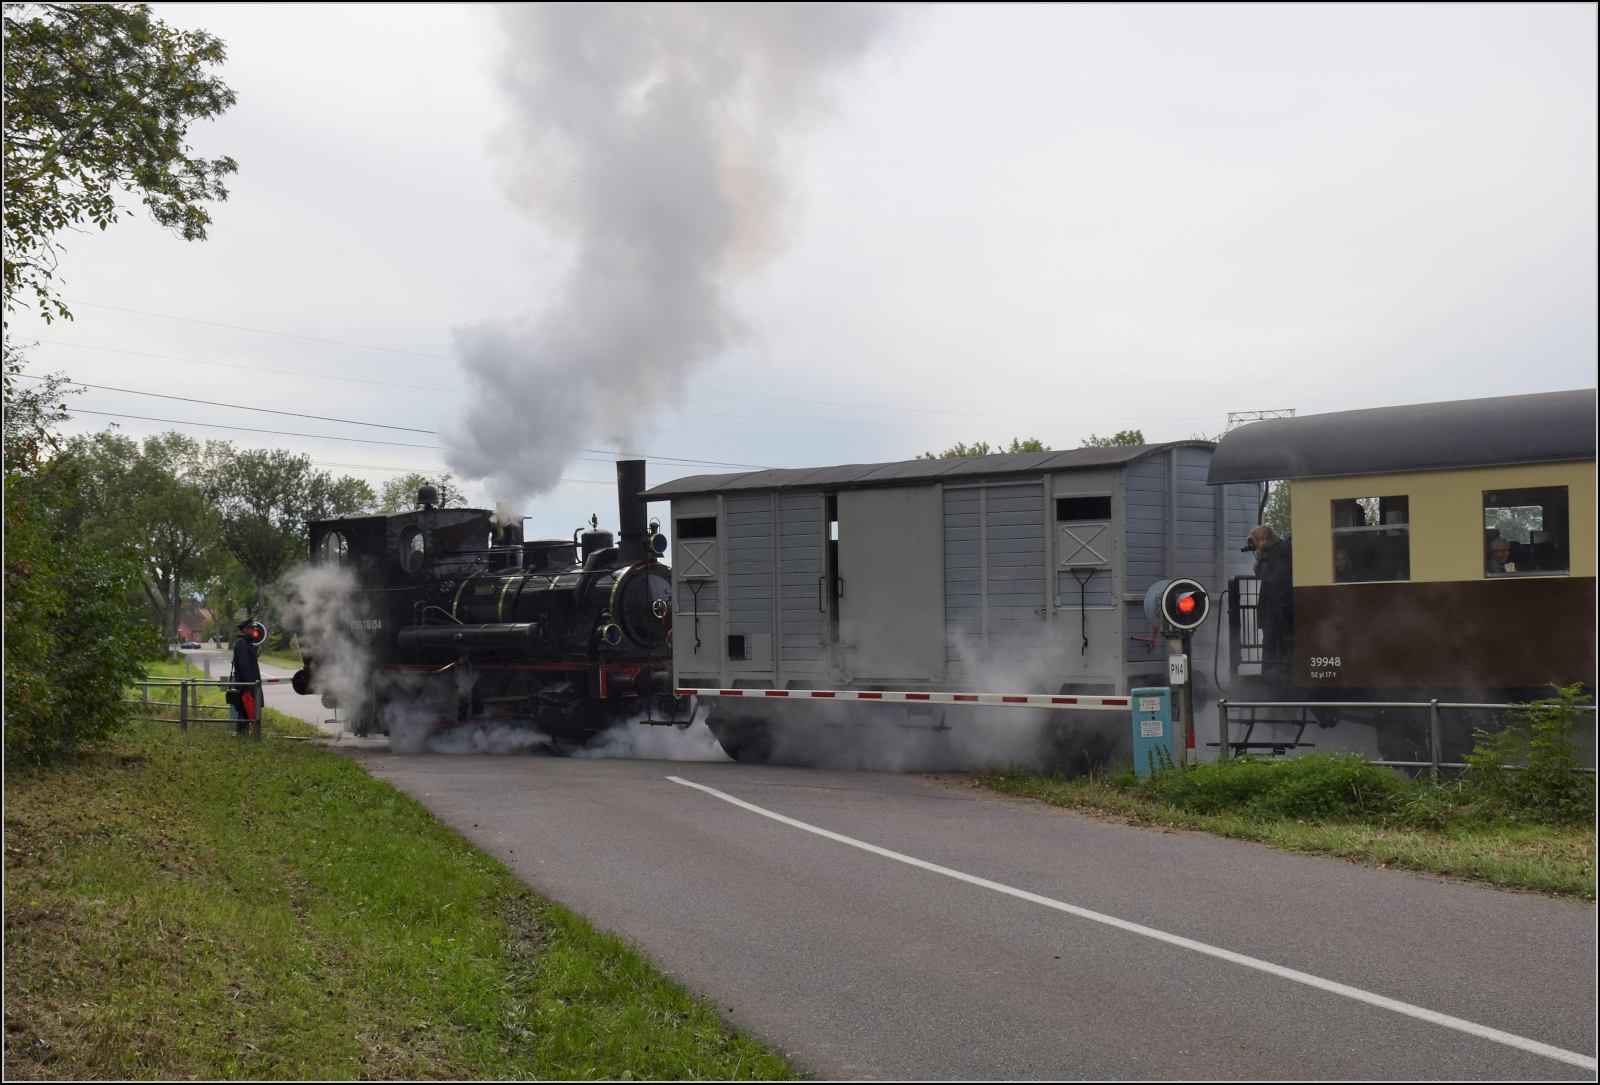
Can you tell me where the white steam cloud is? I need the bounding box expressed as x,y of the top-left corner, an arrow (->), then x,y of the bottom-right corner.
444,3 -> 900,502
575,705 -> 733,762
276,564 -> 370,719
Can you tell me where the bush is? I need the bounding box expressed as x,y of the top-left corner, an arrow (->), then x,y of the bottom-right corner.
1463,683 -> 1596,824
4,463 -> 159,764
4,360 -> 159,765
1136,751 -> 1406,820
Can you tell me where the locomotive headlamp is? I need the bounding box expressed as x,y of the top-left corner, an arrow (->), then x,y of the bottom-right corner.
598,612 -> 623,646
240,620 -> 267,646
649,532 -> 669,556
1143,578 -> 1210,634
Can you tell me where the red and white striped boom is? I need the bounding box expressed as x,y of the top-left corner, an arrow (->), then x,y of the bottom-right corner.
677,688 -> 1129,712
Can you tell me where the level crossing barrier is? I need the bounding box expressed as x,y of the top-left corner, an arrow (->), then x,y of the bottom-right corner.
677,688 -> 1131,711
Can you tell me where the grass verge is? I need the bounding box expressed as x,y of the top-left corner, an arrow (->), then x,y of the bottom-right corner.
4,718 -> 796,1080
979,768 -> 1596,900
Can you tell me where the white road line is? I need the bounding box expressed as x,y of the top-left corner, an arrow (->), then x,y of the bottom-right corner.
668,775 -> 1597,1072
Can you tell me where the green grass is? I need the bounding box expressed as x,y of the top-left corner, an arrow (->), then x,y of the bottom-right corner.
257,650 -> 304,671
4,718 -> 796,1080
980,761 -> 1596,900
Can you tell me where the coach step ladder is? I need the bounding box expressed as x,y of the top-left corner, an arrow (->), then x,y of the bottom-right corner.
1211,702 -> 1319,756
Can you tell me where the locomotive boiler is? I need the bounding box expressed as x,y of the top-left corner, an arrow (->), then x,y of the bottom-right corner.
292,460 -> 686,741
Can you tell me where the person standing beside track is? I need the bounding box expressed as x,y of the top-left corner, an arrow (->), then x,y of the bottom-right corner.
230,619 -> 262,734
1244,525 -> 1294,681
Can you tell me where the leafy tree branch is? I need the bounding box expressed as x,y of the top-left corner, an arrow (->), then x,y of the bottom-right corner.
3,2 -> 238,322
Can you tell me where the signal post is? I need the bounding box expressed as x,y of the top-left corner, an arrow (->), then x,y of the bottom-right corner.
1142,578 -> 1210,767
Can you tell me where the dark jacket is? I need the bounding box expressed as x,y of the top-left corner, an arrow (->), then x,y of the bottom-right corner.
232,634 -> 261,684
1255,539 -> 1295,624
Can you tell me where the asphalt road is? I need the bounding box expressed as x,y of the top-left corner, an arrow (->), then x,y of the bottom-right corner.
341,748 -> 1597,1080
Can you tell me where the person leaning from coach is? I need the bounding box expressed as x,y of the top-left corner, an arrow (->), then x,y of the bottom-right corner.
1243,525 -> 1294,679
229,619 -> 262,734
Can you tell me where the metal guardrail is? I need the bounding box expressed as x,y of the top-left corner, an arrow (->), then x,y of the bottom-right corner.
1215,698 -> 1598,782
125,676 -> 285,741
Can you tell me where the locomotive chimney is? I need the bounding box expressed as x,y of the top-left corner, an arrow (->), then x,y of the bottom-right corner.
616,459 -> 648,563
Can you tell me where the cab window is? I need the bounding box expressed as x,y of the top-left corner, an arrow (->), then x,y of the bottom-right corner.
1330,496 -> 1409,582
400,526 -> 426,573
318,531 -> 349,568
1484,487 -> 1569,577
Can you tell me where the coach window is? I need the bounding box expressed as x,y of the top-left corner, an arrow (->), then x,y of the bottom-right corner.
1330,496 -> 1409,582
1483,487 -> 1569,577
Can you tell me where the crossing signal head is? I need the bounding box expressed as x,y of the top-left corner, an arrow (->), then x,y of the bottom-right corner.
1161,580 -> 1209,632
1142,578 -> 1210,634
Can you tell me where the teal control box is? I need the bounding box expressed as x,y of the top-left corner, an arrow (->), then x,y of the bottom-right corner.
1131,687 -> 1172,777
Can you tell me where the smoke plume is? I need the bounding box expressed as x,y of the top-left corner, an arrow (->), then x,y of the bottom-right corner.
444,3 -> 900,502
276,564 -> 370,722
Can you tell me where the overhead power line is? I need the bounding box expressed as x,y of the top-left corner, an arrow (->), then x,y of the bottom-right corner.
47,306 -> 1210,424
309,459 -> 615,485
35,376 -> 769,466
44,370 -> 1201,435
59,403 -> 769,468
67,409 -> 442,447
61,379 -> 435,433
33,339 -> 466,394
67,300 -> 455,360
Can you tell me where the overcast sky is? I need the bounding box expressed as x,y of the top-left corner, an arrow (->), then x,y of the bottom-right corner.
16,3 -> 1596,538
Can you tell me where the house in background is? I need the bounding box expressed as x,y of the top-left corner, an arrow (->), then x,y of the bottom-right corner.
177,607 -> 213,644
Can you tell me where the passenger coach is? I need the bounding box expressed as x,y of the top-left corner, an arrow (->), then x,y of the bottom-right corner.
1208,388 -> 1596,700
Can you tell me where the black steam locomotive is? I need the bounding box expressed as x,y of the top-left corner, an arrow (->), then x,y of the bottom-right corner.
292,460 -> 686,741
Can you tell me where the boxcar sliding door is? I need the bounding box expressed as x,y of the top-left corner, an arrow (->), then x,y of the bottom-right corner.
835,487 -> 945,682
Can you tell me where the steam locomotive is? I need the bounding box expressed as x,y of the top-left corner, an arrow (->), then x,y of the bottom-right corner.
292,460 -> 686,741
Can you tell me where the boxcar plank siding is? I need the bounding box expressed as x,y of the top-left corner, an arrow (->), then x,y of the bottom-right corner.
985,484 -> 1046,655
777,492 -> 824,663
1123,457 -> 1168,594
1225,483 -> 1260,576
1125,602 -> 1163,665
944,488 -> 983,655
1176,451 -> 1217,584
725,494 -> 774,637
1058,568 -> 1114,607
678,579 -> 719,615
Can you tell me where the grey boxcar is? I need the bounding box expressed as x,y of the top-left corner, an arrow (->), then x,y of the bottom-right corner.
644,443 -> 1259,708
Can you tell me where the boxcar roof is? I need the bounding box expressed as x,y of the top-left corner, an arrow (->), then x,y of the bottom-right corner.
1207,388 -> 1597,485
641,441 -> 1212,498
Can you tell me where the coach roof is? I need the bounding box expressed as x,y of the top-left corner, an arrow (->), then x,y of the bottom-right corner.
1206,389 -> 1597,485
641,441 -> 1212,498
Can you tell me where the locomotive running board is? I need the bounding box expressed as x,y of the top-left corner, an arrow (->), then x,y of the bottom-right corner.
678,689 -> 1130,712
